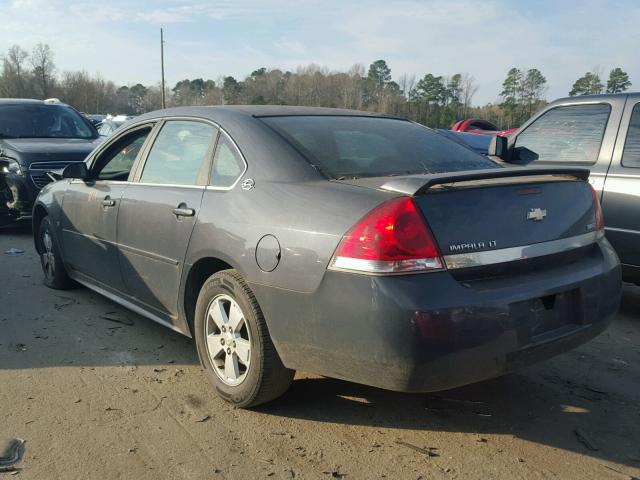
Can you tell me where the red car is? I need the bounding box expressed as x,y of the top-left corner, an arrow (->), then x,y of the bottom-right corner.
451,118 -> 517,136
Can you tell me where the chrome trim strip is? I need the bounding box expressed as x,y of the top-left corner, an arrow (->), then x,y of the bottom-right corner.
29,161 -> 82,170
328,256 -> 443,275
69,180 -> 207,189
443,231 -> 601,270
604,172 -> 640,179
133,182 -> 206,190
69,179 -> 129,184
605,226 -> 640,235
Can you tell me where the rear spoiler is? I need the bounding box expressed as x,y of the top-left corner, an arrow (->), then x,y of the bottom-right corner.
380,167 -> 590,196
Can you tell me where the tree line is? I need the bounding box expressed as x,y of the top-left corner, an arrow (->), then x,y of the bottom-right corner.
0,43 -> 633,129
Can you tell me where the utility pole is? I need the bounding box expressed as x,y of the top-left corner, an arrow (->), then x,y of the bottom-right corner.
160,28 -> 166,109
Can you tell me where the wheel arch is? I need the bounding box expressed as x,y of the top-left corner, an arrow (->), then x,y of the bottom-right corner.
182,256 -> 234,337
32,203 -> 48,253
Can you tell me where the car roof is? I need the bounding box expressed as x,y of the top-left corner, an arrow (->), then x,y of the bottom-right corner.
0,98 -> 74,107
134,105 -> 401,124
210,105 -> 396,117
0,98 -> 47,105
549,92 -> 640,105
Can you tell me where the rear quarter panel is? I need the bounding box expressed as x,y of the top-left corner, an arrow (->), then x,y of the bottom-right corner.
186,179 -> 395,293
184,112 -> 398,294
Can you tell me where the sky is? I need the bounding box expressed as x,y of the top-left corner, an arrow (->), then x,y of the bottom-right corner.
1,0 -> 639,105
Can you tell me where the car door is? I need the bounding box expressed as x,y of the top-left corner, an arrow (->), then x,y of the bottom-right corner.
61,124 -> 155,292
601,98 -> 640,273
116,119 -> 218,323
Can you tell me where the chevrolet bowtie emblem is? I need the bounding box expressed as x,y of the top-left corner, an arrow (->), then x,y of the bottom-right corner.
527,208 -> 547,221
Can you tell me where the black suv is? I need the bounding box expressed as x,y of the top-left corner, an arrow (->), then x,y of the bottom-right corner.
0,98 -> 99,226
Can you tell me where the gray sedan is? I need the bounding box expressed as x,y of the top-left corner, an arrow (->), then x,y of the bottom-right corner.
33,106 -> 621,407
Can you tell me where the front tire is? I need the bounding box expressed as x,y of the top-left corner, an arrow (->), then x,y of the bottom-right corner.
194,269 -> 294,408
37,216 -> 74,290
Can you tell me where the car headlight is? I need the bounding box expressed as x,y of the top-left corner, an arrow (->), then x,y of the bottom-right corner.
0,158 -> 22,175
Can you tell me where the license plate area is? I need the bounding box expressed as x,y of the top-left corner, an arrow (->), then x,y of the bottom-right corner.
512,289 -> 583,344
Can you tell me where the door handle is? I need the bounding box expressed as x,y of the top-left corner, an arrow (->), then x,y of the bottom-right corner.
101,198 -> 116,207
172,206 -> 195,217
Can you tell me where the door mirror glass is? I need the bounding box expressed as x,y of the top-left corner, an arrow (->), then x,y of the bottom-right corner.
510,146 -> 539,165
62,162 -> 88,179
487,135 -> 509,159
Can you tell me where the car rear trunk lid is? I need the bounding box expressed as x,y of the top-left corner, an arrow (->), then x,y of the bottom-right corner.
336,167 -> 599,272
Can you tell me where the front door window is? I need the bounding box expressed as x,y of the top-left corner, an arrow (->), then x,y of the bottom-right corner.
93,128 -> 152,181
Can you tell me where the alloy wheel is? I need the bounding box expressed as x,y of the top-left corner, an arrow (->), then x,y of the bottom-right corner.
205,294 -> 252,386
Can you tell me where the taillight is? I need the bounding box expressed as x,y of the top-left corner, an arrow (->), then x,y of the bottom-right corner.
328,197 -> 443,274
589,184 -> 605,231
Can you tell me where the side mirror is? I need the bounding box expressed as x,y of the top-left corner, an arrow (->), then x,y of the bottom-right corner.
510,146 -> 539,165
488,135 -> 509,159
62,162 -> 88,180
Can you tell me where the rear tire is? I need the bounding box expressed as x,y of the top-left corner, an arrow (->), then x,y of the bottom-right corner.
37,216 -> 74,290
194,269 -> 295,408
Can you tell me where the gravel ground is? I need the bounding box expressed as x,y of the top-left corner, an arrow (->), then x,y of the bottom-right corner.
1,224 -> 639,480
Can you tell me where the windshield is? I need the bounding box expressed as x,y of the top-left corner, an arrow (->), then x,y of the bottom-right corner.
261,116 -> 496,178
0,103 -> 97,139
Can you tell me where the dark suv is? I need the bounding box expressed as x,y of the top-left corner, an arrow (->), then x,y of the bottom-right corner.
0,99 -> 99,226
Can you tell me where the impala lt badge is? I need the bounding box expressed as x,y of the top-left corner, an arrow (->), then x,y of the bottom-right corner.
449,240 -> 497,252
527,208 -> 547,221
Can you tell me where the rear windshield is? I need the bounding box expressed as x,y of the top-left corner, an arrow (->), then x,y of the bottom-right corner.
0,103 -> 97,139
261,116 -> 496,178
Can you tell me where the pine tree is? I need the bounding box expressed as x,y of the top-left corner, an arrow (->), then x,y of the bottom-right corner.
569,72 -> 603,96
499,68 -> 522,127
521,68 -> 547,117
606,68 -> 631,93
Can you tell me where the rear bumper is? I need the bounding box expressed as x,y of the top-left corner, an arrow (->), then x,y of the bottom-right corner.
252,237 -> 621,392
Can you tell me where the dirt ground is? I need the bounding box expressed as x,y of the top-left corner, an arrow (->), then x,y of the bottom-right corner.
1,224 -> 639,480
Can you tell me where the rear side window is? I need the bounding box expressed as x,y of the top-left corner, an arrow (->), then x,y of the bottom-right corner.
210,133 -> 245,188
260,116 -> 495,178
622,103 -> 640,168
140,120 -> 216,186
514,104 -> 610,164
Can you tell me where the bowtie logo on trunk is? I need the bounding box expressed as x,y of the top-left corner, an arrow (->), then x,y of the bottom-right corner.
527,208 -> 547,221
